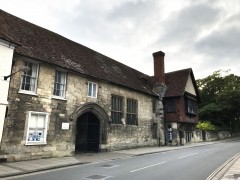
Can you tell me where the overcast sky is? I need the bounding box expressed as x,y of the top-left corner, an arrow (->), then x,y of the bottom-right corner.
1,0 -> 239,79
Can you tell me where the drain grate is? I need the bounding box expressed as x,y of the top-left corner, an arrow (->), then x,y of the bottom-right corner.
101,164 -> 115,168
85,175 -> 109,179
233,174 -> 240,178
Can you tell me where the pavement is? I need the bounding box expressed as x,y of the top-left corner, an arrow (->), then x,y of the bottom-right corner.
0,138 -> 239,180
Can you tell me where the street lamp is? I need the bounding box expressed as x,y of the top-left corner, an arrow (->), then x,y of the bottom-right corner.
4,66 -> 30,81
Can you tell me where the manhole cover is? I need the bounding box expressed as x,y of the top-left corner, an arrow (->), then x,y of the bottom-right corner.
85,175 -> 109,179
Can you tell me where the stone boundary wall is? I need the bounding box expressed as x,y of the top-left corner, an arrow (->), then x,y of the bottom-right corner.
192,130 -> 239,143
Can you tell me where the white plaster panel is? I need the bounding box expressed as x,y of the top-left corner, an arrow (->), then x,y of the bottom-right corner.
0,40 -> 15,143
185,75 -> 196,95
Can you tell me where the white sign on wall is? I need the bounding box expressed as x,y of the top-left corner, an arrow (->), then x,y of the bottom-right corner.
62,123 -> 70,130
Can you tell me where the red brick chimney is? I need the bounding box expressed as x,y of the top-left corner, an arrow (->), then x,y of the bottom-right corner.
153,51 -> 165,85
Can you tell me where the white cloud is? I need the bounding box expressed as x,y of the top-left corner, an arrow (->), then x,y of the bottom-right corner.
0,0 -> 239,79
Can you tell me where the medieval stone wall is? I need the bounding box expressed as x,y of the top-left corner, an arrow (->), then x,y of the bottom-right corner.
1,55 -> 160,161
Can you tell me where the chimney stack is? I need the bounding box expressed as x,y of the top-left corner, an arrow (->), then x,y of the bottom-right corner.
153,51 -> 165,85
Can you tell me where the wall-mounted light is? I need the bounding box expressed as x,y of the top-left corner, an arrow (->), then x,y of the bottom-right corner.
159,84 -> 167,100
154,83 -> 167,100
4,66 -> 30,81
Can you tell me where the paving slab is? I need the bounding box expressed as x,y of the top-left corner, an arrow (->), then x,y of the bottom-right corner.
221,155 -> 240,180
0,165 -> 21,176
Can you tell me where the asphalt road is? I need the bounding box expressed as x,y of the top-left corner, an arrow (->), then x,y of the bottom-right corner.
8,140 -> 240,180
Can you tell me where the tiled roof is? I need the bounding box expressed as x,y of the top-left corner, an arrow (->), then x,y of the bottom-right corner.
0,10 -> 200,100
0,10 -> 156,96
165,68 -> 200,100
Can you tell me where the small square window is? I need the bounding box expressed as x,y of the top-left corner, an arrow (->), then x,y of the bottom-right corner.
88,82 -> 98,98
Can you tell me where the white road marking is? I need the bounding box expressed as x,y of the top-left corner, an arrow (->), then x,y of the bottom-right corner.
130,161 -> 167,173
178,153 -> 198,159
223,145 -> 233,148
204,149 -> 215,152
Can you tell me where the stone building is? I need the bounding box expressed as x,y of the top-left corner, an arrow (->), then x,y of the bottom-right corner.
0,10 -> 199,161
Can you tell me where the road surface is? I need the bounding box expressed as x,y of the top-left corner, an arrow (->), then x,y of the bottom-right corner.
8,140 -> 240,180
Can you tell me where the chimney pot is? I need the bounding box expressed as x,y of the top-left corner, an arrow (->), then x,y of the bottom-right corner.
153,51 -> 165,58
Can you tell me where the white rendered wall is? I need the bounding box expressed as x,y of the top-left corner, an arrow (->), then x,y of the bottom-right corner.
0,39 -> 15,142
185,75 -> 196,96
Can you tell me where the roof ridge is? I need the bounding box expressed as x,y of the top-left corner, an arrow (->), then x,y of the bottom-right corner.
165,68 -> 192,75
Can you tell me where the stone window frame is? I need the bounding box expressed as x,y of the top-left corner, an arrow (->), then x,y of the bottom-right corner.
111,95 -> 123,124
19,60 -> 39,96
87,81 -> 98,98
52,69 -> 67,99
126,98 -> 138,126
25,111 -> 49,145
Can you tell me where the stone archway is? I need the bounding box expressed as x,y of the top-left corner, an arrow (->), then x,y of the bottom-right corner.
71,103 -> 109,152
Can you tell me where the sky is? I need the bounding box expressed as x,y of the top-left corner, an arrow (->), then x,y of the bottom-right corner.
1,0 -> 240,79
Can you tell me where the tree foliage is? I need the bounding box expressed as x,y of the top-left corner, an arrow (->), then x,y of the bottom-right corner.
196,121 -> 217,131
196,70 -> 240,131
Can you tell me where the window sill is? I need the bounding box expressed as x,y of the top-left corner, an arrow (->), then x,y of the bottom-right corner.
126,125 -> 138,127
25,142 -> 47,146
51,96 -> 67,101
0,101 -> 8,105
186,112 -> 197,116
87,96 -> 97,99
111,123 -> 124,126
18,90 -> 38,96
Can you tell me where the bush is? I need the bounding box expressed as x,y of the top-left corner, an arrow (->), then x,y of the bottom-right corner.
196,121 -> 218,131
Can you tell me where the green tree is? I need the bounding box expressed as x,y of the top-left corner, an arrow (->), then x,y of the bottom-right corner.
196,121 -> 217,131
196,70 -> 240,131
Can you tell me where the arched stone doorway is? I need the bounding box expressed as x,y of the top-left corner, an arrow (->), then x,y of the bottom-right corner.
75,113 -> 100,152
71,103 -> 109,153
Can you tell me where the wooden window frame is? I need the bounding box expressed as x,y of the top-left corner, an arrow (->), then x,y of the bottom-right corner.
87,81 -> 98,98
186,97 -> 197,116
53,70 -> 67,98
19,60 -> 39,95
25,111 -> 49,145
166,98 -> 176,113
